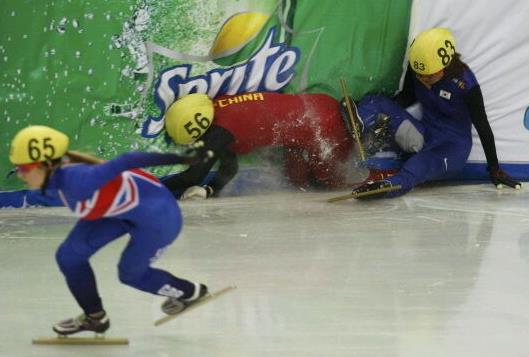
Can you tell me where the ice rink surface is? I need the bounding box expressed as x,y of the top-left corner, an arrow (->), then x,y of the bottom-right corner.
1,183 -> 529,357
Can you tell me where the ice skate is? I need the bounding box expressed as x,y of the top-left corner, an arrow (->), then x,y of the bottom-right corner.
338,78 -> 367,161
161,283 -> 209,315
155,285 -> 237,326
364,113 -> 391,155
327,180 -> 401,202
340,95 -> 364,141
350,180 -> 397,199
52,312 -> 110,336
33,312 -> 128,345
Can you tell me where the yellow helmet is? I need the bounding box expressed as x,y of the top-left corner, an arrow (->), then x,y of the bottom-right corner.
165,93 -> 214,145
409,28 -> 456,75
9,125 -> 69,165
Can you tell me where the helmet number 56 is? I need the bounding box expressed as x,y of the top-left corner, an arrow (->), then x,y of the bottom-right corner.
184,113 -> 211,139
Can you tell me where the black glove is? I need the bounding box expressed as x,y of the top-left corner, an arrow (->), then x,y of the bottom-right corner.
488,165 -> 522,189
180,140 -> 215,165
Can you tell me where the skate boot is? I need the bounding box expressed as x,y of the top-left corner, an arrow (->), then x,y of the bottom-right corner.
351,179 -> 396,199
340,96 -> 364,140
161,283 -> 208,315
52,311 -> 110,336
364,113 -> 391,155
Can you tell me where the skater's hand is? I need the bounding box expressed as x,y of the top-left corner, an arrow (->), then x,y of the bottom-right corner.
180,141 -> 215,166
187,140 -> 215,163
488,165 -> 522,189
180,185 -> 213,200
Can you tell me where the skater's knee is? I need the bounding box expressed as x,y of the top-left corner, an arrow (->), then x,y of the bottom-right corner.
118,268 -> 146,287
55,242 -> 86,271
395,120 -> 424,153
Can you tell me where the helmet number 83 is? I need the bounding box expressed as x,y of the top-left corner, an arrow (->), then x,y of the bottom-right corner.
184,112 -> 211,139
437,40 -> 455,66
28,137 -> 55,161
413,61 -> 425,72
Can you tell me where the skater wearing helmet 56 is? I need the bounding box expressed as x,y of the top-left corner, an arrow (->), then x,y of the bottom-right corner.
348,27 -> 520,199
162,92 -> 355,199
10,125 -> 210,340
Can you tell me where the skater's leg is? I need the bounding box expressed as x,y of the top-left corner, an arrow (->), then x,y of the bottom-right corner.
55,219 -> 126,314
309,142 -> 352,189
284,147 -> 312,188
117,215 -> 203,301
358,94 -> 425,153
385,140 -> 471,197
351,138 -> 471,199
54,219 -> 126,334
118,223 -> 208,315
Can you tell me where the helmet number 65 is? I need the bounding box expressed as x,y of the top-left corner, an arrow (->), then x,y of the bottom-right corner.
28,137 -> 55,161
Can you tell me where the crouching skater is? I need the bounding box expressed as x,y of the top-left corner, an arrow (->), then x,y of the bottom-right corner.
9,125 -> 208,336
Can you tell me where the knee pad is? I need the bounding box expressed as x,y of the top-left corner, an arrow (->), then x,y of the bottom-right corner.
395,120 -> 424,153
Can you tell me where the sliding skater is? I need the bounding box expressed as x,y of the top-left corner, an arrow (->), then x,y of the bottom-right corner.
161,92 -> 354,199
346,27 -> 520,198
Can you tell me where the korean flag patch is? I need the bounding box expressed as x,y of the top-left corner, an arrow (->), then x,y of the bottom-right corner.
439,90 -> 452,100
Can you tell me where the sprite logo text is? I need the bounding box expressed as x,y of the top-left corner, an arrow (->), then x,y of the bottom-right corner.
142,27 -> 300,137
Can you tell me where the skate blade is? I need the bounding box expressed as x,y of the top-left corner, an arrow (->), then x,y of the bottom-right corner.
33,334 -> 129,345
339,77 -> 366,161
154,286 -> 236,326
327,185 -> 402,203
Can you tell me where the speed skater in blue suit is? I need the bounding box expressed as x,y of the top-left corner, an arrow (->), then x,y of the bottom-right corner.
9,125 -> 209,336
346,27 -> 520,199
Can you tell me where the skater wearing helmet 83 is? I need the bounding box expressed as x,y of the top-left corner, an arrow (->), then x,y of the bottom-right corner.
10,125 -> 210,340
345,27 -> 520,199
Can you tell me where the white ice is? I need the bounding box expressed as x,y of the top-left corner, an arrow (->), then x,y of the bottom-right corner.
1,184 -> 529,357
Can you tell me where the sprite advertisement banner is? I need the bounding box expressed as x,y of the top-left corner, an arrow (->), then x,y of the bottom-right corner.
0,0 -> 411,191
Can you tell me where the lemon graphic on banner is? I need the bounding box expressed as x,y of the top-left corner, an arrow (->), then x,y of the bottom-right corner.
209,12 -> 271,66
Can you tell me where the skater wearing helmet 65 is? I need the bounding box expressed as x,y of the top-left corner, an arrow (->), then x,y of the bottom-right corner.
348,27 -> 520,199
10,125 -> 209,339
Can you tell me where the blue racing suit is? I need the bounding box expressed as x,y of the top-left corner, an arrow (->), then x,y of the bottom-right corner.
358,64 -> 498,197
48,152 -> 196,314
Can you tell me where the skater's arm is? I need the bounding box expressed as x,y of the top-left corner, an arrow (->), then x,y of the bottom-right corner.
58,152 -> 199,200
162,125 -> 235,192
464,85 -> 498,168
465,85 -> 520,188
206,149 -> 238,196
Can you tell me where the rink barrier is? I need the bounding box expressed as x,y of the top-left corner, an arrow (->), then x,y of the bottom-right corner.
1,163 -> 527,208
